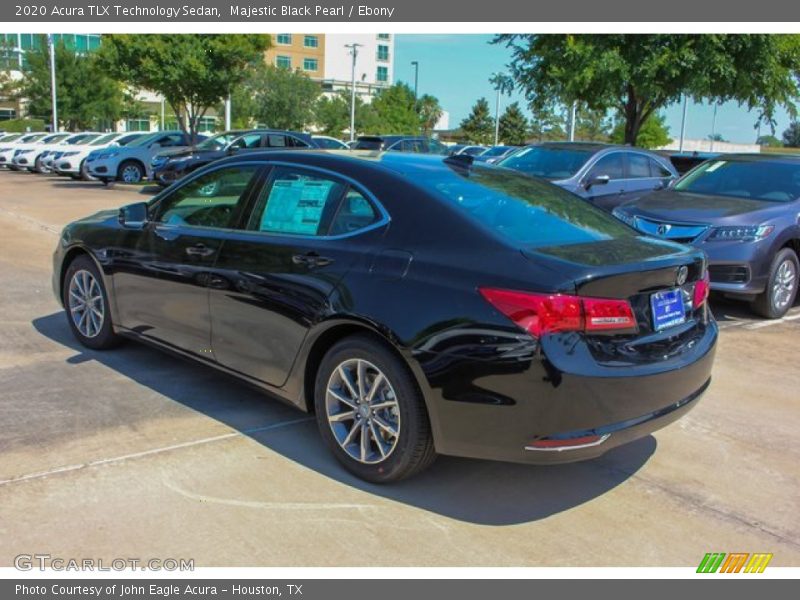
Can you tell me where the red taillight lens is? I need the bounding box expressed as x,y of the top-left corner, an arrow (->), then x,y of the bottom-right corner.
693,271 -> 710,308
479,288 -> 636,337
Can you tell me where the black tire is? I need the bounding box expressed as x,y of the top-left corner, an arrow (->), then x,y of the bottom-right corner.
313,334 -> 436,483
752,248 -> 799,319
34,155 -> 48,174
62,255 -> 123,350
117,160 -> 144,184
80,159 -> 96,181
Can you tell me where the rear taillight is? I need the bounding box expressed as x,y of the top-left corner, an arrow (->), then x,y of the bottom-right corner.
479,287 -> 636,338
693,271 -> 710,308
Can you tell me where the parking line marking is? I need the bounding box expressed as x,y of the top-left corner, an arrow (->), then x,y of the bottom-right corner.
744,313 -> 800,330
0,416 -> 313,488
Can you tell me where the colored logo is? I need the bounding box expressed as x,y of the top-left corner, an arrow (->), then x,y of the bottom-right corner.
697,552 -> 773,573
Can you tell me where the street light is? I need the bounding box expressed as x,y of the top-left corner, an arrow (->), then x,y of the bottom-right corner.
490,72 -> 512,146
710,102 -> 718,152
411,61 -> 419,100
47,34 -> 58,132
345,43 -> 363,143
679,94 -> 688,153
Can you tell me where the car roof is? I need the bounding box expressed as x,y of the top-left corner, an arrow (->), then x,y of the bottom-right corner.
534,141 -> 627,152
698,152 -> 800,164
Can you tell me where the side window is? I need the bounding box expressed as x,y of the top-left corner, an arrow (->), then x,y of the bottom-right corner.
287,136 -> 311,148
155,165 -> 260,229
329,188 -> 380,236
627,153 -> 652,178
230,134 -> 262,150
156,134 -> 184,148
588,153 -> 625,180
650,158 -> 673,178
266,134 -> 289,148
248,168 -> 346,236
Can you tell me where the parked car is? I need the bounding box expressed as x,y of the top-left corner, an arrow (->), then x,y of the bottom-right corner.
85,130 -> 197,184
20,132 -> 104,173
52,133 -> 145,180
312,135 -> 349,150
353,135 -> 449,154
474,145 -> 517,163
0,133 -> 51,169
448,144 -> 488,157
499,142 -> 678,212
613,154 -> 800,318
151,129 -> 314,187
660,151 -> 721,175
53,151 -> 716,482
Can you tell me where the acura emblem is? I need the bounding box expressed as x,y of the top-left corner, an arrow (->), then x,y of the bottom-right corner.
657,223 -> 672,236
676,265 -> 689,286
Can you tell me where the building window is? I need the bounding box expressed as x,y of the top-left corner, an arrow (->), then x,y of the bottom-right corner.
197,117 -> 217,133
276,55 -> 292,69
303,35 -> 318,48
377,45 -> 389,62
376,66 -> 389,83
126,118 -> 151,132
0,108 -> 17,121
276,34 -> 292,45
303,58 -> 318,72
377,34 -> 390,40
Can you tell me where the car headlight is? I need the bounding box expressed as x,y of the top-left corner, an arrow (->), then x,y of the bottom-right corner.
97,150 -> 119,159
62,151 -> 79,157
17,148 -> 34,155
706,225 -> 774,242
612,207 -> 636,228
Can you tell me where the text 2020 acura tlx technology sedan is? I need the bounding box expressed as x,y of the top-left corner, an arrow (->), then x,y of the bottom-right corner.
53,151 -> 717,482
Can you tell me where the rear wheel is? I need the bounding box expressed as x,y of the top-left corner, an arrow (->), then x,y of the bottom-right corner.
34,156 -> 48,173
314,334 -> 436,483
118,160 -> 144,184
63,255 -> 123,350
752,248 -> 799,318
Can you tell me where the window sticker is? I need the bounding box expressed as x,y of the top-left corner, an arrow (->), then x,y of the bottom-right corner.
260,179 -> 335,235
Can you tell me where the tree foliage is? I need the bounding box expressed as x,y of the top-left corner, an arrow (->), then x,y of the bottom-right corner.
782,122 -> 800,147
235,64 -> 320,130
417,94 -> 443,136
314,92 -> 354,138
610,112 -> 672,149
575,104 -> 612,142
498,101 -> 529,145
757,134 -> 783,147
361,82 -> 420,134
21,41 -> 124,131
528,104 -> 566,142
100,34 -> 269,142
496,34 -> 800,146
460,97 -> 494,144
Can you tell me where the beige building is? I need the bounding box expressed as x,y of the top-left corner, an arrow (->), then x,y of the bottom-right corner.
265,34 -> 326,80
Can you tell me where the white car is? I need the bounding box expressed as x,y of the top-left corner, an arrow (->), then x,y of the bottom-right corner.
85,130 -> 195,184
0,132 -> 49,169
14,132 -> 102,173
53,132 -> 146,180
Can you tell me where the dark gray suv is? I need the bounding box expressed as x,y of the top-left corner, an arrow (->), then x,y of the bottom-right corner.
499,142 -> 678,211
613,154 -> 800,318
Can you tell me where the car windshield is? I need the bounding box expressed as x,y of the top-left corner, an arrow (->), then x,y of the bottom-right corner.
426,163 -> 634,248
126,132 -> 173,148
65,134 -> 99,144
115,134 -> 143,146
42,134 -> 70,144
674,158 -> 800,202
499,146 -> 594,179
22,134 -> 47,143
197,132 -> 240,150
0,134 -> 23,143
90,133 -> 120,146
482,146 -> 512,157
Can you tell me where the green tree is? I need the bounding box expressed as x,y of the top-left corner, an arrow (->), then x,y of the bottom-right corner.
610,112 -> 672,149
498,102 -> 529,145
314,92 -> 352,138
416,94 -> 443,136
528,104 -> 566,142
782,122 -> 800,147
100,34 -> 269,142
460,97 -> 494,144
496,34 -> 800,146
575,104 -> 612,142
237,64 -> 320,130
364,82 -> 419,134
21,40 -> 123,131
757,134 -> 783,147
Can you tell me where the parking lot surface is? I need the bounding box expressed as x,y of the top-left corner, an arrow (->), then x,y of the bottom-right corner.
0,170 -> 798,567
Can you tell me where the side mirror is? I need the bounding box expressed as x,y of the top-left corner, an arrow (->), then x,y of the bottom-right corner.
118,202 -> 149,229
227,145 -> 241,155
585,174 -> 611,190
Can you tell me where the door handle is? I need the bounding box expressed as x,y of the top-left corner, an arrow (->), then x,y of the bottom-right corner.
185,244 -> 215,257
292,252 -> 334,268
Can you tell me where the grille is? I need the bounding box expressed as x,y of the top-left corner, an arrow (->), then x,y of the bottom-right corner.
709,265 -> 750,284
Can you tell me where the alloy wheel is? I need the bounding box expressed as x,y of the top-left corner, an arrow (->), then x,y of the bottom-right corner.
68,269 -> 105,338
772,259 -> 797,311
325,358 -> 401,464
121,165 -> 142,183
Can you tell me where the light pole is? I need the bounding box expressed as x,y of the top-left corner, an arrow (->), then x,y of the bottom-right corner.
679,94 -> 688,153
411,61 -> 419,100
225,94 -> 232,131
345,43 -> 363,143
47,34 -> 58,132
568,101 -> 577,142
490,72 -> 512,146
710,102 -> 718,152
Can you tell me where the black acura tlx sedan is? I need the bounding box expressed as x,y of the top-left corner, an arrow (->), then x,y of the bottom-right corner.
53,151 -> 717,482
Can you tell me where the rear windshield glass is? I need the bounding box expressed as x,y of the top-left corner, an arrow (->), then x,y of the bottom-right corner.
197,132 -> 240,150
482,146 -> 512,157
354,138 -> 384,150
428,163 -> 634,248
674,159 -> 800,202
499,146 -> 594,179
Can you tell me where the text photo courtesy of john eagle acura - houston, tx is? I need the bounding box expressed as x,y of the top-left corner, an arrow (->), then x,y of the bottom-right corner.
0,30 -> 798,571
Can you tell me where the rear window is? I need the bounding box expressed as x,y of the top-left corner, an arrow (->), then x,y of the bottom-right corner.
675,158 -> 800,202
428,164 -> 634,248
499,146 -> 593,179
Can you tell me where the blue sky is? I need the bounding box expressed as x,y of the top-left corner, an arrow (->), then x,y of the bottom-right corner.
394,34 -> 794,144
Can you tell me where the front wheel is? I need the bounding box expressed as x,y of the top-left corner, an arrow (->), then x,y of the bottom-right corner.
63,255 -> 123,350
118,160 -> 144,184
752,248 -> 799,318
314,334 -> 436,483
